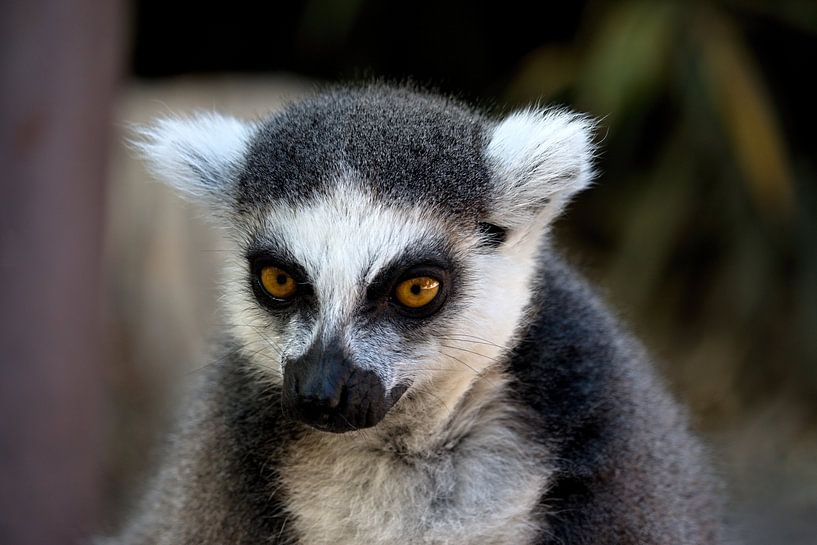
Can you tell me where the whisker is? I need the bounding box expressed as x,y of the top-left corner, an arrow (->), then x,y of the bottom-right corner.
407,383 -> 451,413
437,334 -> 510,350
438,351 -> 481,375
438,344 -> 503,364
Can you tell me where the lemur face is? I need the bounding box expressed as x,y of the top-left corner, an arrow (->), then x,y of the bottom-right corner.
138,86 -> 594,433
228,185 -> 522,432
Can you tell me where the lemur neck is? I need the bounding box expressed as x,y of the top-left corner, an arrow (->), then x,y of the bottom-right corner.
338,367 -> 514,458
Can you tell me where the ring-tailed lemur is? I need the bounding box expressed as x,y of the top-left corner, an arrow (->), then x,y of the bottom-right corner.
109,85 -> 724,544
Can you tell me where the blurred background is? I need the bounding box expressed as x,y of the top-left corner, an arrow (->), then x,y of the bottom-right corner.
2,1 -> 816,544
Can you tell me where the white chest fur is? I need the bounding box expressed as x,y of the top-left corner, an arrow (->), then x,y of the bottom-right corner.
279,376 -> 550,545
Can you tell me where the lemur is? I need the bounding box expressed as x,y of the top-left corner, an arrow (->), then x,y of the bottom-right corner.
108,85 -> 724,544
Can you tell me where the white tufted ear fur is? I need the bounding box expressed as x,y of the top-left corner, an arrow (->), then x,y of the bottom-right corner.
132,113 -> 255,207
486,108 -> 596,229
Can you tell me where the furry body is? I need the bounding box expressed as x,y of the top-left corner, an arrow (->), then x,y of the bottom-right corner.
110,86 -> 723,544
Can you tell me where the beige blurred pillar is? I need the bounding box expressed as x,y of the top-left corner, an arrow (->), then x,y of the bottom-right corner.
0,0 -> 123,544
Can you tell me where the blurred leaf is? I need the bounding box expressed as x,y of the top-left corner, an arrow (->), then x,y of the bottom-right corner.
504,46 -> 578,104
576,1 -> 678,124
605,136 -> 695,312
696,7 -> 795,218
794,165 -> 817,384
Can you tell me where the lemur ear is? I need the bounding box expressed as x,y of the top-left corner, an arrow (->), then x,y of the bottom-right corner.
133,113 -> 255,207
486,108 -> 596,230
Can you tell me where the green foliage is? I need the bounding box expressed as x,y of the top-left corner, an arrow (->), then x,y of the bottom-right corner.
505,0 -> 817,422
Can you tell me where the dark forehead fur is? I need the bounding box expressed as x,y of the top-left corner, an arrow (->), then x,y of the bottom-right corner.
237,85 -> 493,220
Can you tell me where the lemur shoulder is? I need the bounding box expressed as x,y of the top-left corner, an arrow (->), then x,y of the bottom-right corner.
107,85 -> 725,544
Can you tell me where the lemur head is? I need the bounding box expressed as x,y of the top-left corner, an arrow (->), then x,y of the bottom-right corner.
139,86 -> 595,433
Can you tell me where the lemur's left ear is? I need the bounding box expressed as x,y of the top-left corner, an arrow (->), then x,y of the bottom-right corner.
132,113 -> 255,208
486,108 -> 596,230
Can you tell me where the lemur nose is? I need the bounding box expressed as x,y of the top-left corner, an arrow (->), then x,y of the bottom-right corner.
298,376 -> 346,410
288,341 -> 350,407
282,338 -> 397,433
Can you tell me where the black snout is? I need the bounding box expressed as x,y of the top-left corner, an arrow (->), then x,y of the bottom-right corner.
282,340 -> 405,433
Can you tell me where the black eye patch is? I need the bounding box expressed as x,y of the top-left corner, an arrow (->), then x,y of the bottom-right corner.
477,222 -> 507,248
361,240 -> 461,323
246,244 -> 315,315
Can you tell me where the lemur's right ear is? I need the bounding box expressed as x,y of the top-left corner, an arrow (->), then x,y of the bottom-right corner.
486,108 -> 597,230
132,113 -> 255,207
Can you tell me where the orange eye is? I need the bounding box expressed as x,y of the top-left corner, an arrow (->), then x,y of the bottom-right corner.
394,276 -> 440,308
259,266 -> 298,299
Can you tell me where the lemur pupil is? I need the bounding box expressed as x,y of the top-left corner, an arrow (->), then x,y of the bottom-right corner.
277,274 -> 287,285
410,284 -> 421,295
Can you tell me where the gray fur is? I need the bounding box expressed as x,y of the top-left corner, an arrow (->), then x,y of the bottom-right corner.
107,85 -> 725,544
237,86 -> 493,217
